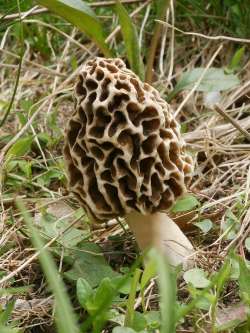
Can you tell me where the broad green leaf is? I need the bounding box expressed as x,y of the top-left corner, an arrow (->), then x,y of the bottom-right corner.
131,311 -> 147,331
0,301 -> 15,325
144,311 -> 160,329
16,200 -> 80,333
230,258 -> 240,280
7,136 -> 33,158
222,209 -> 239,240
93,278 -> 115,310
115,1 -> 144,79
194,219 -> 213,234
64,242 -> 119,287
36,168 -> 64,186
42,219 -> 87,247
39,209 -> 88,248
214,259 -> 231,295
112,327 -> 137,333
171,194 -> 200,213
76,278 -> 94,310
16,112 -> 27,126
245,237 -> 250,252
37,0 -> 112,57
183,268 -> 210,289
112,275 -> 139,295
18,160 -> 32,178
194,295 -> 211,311
108,309 -> 125,325
169,67 -> 239,100
20,99 -> 32,111
238,256 -> 250,305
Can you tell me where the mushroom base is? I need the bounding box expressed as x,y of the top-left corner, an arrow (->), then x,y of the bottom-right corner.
126,212 -> 195,269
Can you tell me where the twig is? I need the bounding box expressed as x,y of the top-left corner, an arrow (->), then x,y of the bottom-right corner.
157,20 -> 250,44
183,116 -> 250,143
213,104 -> 250,141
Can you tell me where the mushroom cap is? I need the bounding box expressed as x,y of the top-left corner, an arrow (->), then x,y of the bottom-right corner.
64,58 -> 193,221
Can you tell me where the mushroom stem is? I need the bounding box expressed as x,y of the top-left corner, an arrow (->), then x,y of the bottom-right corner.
126,212 -> 195,269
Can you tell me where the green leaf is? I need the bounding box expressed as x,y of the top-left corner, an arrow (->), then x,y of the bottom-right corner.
183,268 -> 210,289
76,278 -> 94,311
194,219 -> 213,234
112,328 -> 137,333
36,0 -> 112,57
171,194 -> 200,213
36,168 -> 64,186
227,47 -> 245,73
144,311 -> 160,328
20,99 -> 33,112
18,160 -> 32,178
194,295 -> 211,311
214,259 -> 231,296
238,256 -> 250,305
0,301 -> 15,325
245,237 -> 250,252
93,278 -> 115,310
141,259 -> 156,290
222,210 -> 239,240
40,212 -> 88,248
64,242 -> 119,287
115,1 -> 144,79
170,67 -> 239,99
230,258 -> 240,280
108,309 -> 125,325
131,311 -> 147,331
7,136 -> 33,158
112,275 -> 138,295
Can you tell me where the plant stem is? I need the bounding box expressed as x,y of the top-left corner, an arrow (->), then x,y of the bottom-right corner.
125,268 -> 142,327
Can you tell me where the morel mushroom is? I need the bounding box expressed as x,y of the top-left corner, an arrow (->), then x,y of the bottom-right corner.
64,57 -> 194,267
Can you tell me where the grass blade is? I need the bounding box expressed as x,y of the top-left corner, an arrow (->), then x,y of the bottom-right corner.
148,249 -> 177,333
115,0 -> 144,79
124,268 -> 142,327
16,199 -> 80,333
36,0 -> 112,57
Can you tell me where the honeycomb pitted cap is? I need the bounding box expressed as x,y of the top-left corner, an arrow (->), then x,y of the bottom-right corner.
64,58 -> 193,221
